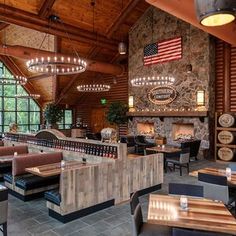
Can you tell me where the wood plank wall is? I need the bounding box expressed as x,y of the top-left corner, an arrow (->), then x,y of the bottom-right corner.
76,74 -> 128,135
215,39 -> 236,112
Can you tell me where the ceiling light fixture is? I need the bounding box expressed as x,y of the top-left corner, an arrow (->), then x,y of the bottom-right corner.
26,15 -> 86,75
118,0 -> 127,55
131,76 -> 175,87
15,94 -> 41,99
77,84 -> 110,92
195,0 -> 236,26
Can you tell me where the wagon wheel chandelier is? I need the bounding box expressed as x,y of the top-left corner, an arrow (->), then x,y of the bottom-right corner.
26,15 -> 87,75
77,84 -> 111,92
131,76 -> 175,87
15,94 -> 41,99
0,74 -> 27,85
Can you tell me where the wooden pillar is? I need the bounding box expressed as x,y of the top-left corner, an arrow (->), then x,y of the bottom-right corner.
223,43 -> 231,112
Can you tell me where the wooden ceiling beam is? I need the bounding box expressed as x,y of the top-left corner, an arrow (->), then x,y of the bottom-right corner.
0,44 -> 125,76
0,4 -> 118,51
106,0 -> 142,38
39,0 -> 56,18
0,55 -> 43,107
28,74 -> 50,81
0,22 -> 9,31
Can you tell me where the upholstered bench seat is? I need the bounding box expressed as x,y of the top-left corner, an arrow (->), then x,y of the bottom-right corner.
3,173 -> 13,184
45,189 -> 61,206
15,175 -> 60,191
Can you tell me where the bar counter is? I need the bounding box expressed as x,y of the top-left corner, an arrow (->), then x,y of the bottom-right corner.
3,131 -> 164,222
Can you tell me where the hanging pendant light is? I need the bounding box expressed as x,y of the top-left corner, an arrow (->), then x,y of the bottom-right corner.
118,42 -> 127,55
26,15 -> 86,75
195,0 -> 236,26
77,84 -> 110,92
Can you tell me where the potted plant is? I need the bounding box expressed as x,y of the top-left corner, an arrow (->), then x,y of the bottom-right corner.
43,103 -> 63,129
106,101 -> 128,138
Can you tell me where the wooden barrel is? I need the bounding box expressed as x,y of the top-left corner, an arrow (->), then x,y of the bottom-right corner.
218,147 -> 234,161
218,114 -> 235,127
218,131 -> 234,144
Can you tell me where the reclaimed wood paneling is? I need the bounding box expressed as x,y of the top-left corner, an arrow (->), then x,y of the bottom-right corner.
47,153 -> 163,215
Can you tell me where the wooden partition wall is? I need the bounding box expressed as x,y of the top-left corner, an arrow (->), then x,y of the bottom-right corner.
215,39 -> 236,112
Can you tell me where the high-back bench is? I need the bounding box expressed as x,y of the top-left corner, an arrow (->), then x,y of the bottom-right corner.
0,145 -> 29,179
4,152 -> 62,201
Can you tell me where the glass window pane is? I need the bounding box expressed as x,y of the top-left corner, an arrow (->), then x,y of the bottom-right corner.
17,85 -> 28,95
3,85 -> 16,96
18,125 -> 29,133
4,126 -> 9,132
4,112 -> 16,125
0,111 -> 2,125
65,110 -> 72,124
17,112 -> 28,124
17,98 -> 28,111
30,125 -> 39,132
29,99 -> 40,111
30,112 -> 40,124
4,97 -> 15,111
58,124 -> 64,129
0,85 -> 2,96
0,97 -> 2,110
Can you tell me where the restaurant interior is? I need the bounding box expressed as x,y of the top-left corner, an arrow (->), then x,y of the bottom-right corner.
0,0 -> 236,235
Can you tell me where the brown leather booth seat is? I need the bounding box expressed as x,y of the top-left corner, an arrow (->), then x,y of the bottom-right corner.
0,145 -> 28,156
3,152 -> 63,201
0,145 -> 29,179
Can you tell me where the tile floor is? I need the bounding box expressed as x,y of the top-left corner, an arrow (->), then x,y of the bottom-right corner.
1,159 -> 229,236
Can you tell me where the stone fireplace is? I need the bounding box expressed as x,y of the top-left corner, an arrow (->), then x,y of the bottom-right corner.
137,122 -> 154,137
172,123 -> 194,140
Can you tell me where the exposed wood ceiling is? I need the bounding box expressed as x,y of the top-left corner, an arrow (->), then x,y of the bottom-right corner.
0,0 -> 149,107
146,0 -> 236,46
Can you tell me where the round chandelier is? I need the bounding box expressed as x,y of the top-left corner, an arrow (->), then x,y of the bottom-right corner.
15,94 -> 41,99
77,84 -> 111,92
26,15 -> 87,75
26,56 -> 87,75
131,76 -> 175,87
0,75 -> 27,85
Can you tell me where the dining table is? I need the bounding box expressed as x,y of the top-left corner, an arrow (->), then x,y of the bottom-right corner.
145,145 -> 181,172
189,167 -> 236,185
147,194 -> 236,235
25,160 -> 93,177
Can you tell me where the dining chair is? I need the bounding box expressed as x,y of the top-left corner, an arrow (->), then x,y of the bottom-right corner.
0,185 -> 8,236
172,227 -> 229,236
181,140 -> 201,161
130,191 -> 171,236
165,148 -> 190,176
198,172 -> 236,207
169,183 -> 203,198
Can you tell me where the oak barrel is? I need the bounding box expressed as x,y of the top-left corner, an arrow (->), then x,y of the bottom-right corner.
218,131 -> 234,144
218,114 -> 235,127
218,147 -> 234,161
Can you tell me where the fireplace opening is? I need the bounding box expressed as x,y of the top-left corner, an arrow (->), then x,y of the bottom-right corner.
172,123 -> 194,141
137,122 -> 154,137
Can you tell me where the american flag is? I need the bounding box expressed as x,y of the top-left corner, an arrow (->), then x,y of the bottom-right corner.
143,37 -> 182,66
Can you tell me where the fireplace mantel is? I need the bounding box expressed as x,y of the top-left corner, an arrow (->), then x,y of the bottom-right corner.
126,111 -> 208,117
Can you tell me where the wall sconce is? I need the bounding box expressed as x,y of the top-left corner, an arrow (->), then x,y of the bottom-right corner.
196,90 -> 205,106
195,0 -> 236,27
128,95 -> 135,112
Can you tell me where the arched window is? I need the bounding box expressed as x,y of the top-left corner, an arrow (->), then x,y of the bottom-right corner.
0,62 -> 41,133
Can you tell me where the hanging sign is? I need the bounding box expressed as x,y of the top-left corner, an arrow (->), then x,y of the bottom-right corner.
148,85 -> 177,105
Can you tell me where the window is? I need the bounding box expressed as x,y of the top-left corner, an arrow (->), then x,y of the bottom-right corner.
58,109 -> 73,129
0,62 -> 41,133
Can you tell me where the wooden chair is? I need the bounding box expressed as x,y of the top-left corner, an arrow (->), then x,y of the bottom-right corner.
165,148 -> 190,176
130,191 -> 171,236
169,183 -> 203,198
0,185 -> 8,236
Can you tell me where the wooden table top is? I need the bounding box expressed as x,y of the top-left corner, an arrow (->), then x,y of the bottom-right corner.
189,167 -> 236,185
25,161 -> 93,177
147,194 -> 236,235
146,145 -> 181,153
